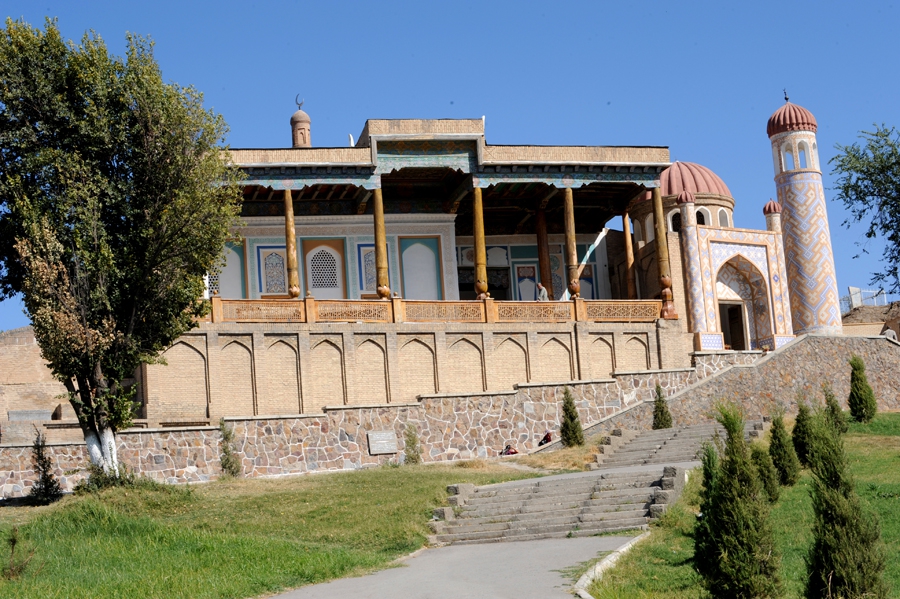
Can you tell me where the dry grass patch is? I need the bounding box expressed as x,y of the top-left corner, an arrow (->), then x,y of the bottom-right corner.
511,437 -> 601,471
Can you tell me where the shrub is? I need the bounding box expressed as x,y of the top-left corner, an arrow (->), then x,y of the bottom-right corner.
848,354 -> 877,423
28,427 -> 62,505
751,443 -> 780,503
805,411 -> 887,598
769,410 -> 801,486
822,381 -> 849,434
792,398 -> 813,467
652,384 -> 673,430
218,418 -> 242,478
693,441 -> 720,584
403,423 -> 422,465
74,463 -> 165,494
559,387 -> 584,447
1,528 -> 35,581
693,403 -> 781,598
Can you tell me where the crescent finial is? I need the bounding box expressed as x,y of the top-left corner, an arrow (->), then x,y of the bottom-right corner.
783,89 -> 789,103
295,94 -> 304,110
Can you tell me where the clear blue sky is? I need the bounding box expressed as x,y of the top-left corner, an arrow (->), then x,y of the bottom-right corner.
1,0 -> 898,330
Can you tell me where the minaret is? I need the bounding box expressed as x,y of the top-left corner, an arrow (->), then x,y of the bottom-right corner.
767,95 -> 842,335
291,96 -> 311,148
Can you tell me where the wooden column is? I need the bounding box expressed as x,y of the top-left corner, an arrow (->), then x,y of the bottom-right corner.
473,186 -> 489,299
283,188 -> 300,298
563,187 -> 580,298
372,188 -> 391,299
622,212 -> 636,300
652,187 -> 678,319
535,208 -> 553,300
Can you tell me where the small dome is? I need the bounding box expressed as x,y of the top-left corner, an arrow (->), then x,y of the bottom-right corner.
767,102 -> 817,137
660,162 -> 732,198
763,200 -> 782,215
290,108 -> 310,125
676,190 -> 695,204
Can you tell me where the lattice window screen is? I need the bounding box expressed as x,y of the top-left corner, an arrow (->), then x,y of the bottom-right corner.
310,249 -> 338,288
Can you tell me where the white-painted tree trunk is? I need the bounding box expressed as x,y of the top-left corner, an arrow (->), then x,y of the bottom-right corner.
84,426 -> 119,474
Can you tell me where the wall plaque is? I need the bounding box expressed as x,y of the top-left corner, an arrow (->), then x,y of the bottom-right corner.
367,431 -> 399,455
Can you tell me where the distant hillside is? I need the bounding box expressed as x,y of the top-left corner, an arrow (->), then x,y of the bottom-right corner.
842,301 -> 900,324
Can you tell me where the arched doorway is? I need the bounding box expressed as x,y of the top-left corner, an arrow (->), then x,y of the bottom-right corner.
715,256 -> 772,350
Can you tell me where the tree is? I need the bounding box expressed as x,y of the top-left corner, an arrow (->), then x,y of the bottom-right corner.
805,412 -> 887,598
822,382 -> 849,434
0,20 -> 241,474
793,399 -> 814,467
693,403 -> 781,598
848,354 -> 878,423
28,428 -> 62,505
751,443 -> 780,503
830,125 -> 900,292
769,410 -> 801,486
652,384 -> 673,430
559,387 -> 584,447
403,423 -> 422,465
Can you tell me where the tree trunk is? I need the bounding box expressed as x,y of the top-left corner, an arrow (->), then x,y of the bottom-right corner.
83,425 -> 119,474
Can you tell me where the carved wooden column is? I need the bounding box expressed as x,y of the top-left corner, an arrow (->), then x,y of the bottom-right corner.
563,187 -> 580,298
652,187 -> 678,319
473,186 -> 489,299
372,188 -> 391,299
535,207 -> 553,300
622,212 -> 637,300
283,188 -> 301,298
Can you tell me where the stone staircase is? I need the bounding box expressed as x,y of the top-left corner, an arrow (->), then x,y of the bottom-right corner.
430,466 -> 686,545
591,420 -> 767,470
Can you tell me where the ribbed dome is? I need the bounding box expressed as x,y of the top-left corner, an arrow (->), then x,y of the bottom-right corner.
290,108 -> 310,124
767,102 -> 817,137
660,162 -> 732,198
676,190 -> 695,204
763,200 -> 782,215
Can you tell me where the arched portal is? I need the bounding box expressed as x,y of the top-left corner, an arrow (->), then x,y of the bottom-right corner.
715,256 -> 772,350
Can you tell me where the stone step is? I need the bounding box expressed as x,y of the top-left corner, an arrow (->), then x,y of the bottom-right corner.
435,517 -> 650,544
460,491 -> 656,518
450,502 -> 652,528
463,479 -> 659,505
445,509 -> 650,535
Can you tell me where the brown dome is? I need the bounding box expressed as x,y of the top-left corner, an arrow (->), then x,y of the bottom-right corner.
290,108 -> 310,124
767,102 -> 817,137
676,190 -> 695,204
763,199 -> 782,215
660,162 -> 732,198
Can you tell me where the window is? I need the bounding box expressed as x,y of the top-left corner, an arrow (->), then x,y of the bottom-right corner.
309,249 -> 338,289
697,209 -> 707,226
718,208 -> 729,228
632,219 -> 642,243
671,212 -> 682,232
798,141 -> 809,169
783,146 -> 795,170
645,217 -> 655,242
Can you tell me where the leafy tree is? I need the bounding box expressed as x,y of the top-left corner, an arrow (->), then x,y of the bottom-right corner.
751,443 -> 780,503
693,403 -> 781,598
28,428 -> 62,505
652,384 -> 673,430
769,411 -> 801,486
848,354 -> 878,423
830,125 -> 900,292
559,387 -> 584,447
792,399 -> 814,467
0,20 -> 241,474
822,382 -> 849,434
805,411 -> 887,598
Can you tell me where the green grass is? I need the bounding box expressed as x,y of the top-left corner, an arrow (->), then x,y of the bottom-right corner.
0,462 -> 534,598
589,412 -> 900,598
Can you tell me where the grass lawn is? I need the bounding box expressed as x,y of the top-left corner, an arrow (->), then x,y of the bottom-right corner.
0,461 -> 534,599
589,412 -> 900,598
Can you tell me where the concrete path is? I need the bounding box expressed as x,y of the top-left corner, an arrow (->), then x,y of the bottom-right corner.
273,535 -> 637,599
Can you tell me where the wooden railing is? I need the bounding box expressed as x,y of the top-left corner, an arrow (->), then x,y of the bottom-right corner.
209,297 -> 663,325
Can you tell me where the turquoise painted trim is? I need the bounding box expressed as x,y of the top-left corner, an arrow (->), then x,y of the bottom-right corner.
225,242 -> 247,298
473,171 -> 659,189
241,173 -> 380,190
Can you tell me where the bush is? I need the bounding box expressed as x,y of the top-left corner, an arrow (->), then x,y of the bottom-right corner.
693,403 -> 781,598
652,384 -> 673,430
792,399 -> 813,467
805,411 -> 887,598
559,387 -> 584,447
822,381 -> 849,434
74,463 -> 165,494
769,410 -> 801,486
28,427 -> 62,505
403,423 -> 421,465
218,418 -> 242,477
848,354 -> 877,423
751,443 -> 780,503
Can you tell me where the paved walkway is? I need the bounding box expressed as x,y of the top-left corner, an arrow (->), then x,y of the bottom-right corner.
273,535 -> 637,599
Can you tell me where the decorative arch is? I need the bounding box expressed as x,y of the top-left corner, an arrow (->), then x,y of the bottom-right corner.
262,340 -> 300,415
714,255 -> 773,349
667,209 -> 681,232
591,336 -> 615,378
492,337 -> 528,389
696,207 -> 710,226
355,339 -> 388,404
307,339 -> 344,411
150,341 -> 208,420
220,340 -> 255,416
798,141 -> 810,169
782,143 -> 795,170
399,338 -> 436,400
445,338 -> 484,393
620,335 -> 649,371
718,208 -> 730,228
644,216 -> 655,242
536,337 -> 573,382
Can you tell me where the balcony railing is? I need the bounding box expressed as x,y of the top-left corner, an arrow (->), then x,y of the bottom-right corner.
209,297 -> 663,325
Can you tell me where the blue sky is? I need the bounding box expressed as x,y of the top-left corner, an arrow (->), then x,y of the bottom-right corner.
1,0 -> 898,330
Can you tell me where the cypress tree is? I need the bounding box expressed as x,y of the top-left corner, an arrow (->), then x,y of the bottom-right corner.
28,428 -> 62,505
693,403 -> 781,598
822,382 -> 849,434
792,399 -> 814,467
769,411 -> 801,486
403,423 -> 422,465
559,387 -> 584,447
652,384 -> 673,430
848,354 -> 877,423
751,443 -> 780,503
805,412 -> 887,599
693,441 -> 719,584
